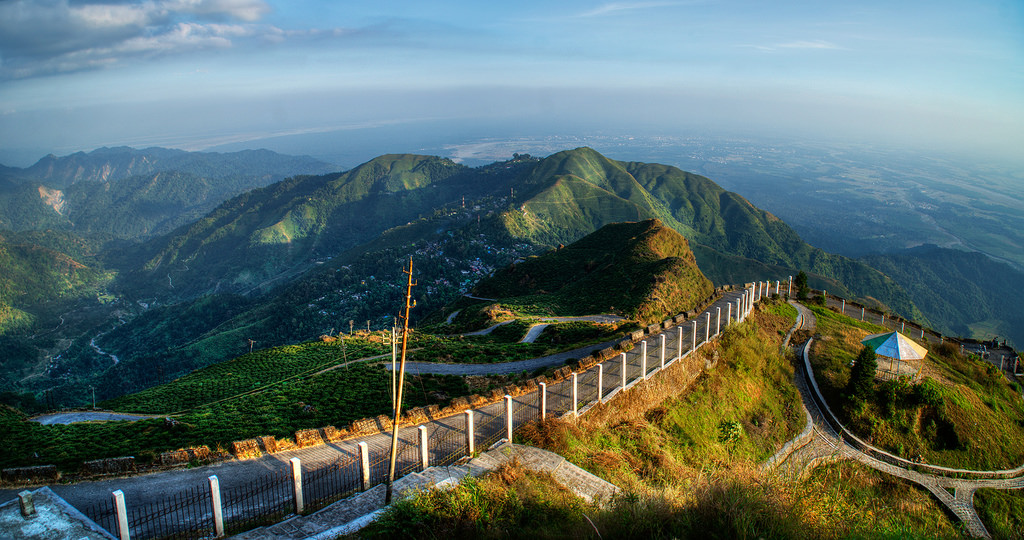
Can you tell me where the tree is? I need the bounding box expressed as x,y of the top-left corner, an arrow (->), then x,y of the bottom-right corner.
847,346 -> 878,404
795,271 -> 809,300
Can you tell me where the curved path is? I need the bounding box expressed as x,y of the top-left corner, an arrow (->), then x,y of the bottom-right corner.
31,412 -> 159,425
771,302 -> 1024,539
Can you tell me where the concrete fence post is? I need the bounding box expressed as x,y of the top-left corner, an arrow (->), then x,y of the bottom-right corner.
736,299 -> 741,322
921,329 -> 925,340
505,395 -> 513,442
209,475 -> 224,538
539,382 -> 547,420
841,299 -> 845,315
358,442 -> 370,491
692,321 -> 697,351
775,280 -> 780,296
716,307 -> 721,336
901,321 -> 905,332
465,410 -> 475,455
705,312 -> 710,343
727,302 -> 732,326
788,276 -> 792,297
641,341 -> 648,380
419,425 -> 429,470
677,326 -> 683,359
597,363 -> 604,402
572,372 -> 579,417
620,352 -> 627,390
861,307 -> 865,321
112,490 -> 130,540
659,334 -> 666,370
290,457 -> 303,515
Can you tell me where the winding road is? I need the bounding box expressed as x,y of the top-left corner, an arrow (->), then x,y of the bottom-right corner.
770,302 -> 1024,539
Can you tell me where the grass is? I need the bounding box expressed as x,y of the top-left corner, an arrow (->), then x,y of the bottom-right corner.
807,304 -> 1024,470
974,488 -> 1024,539
515,303 -> 802,490
359,304 -> 958,538
0,363 -> 468,471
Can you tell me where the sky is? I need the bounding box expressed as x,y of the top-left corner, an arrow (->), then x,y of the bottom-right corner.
0,0 -> 1022,166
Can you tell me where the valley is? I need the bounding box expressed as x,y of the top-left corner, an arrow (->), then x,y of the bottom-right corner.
0,144 -> 1022,538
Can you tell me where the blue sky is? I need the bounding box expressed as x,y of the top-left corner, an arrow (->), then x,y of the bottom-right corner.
0,0 -> 1021,165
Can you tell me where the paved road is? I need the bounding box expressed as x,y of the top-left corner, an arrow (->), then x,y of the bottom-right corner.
1,288 -> 751,539
772,302 -> 1024,539
31,412 -> 159,425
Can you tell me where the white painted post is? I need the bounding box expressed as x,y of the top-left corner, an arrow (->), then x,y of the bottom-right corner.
112,490 -> 129,540
841,299 -> 845,315
290,457 -> 303,515
861,307 -> 865,321
641,341 -> 648,380
659,334 -> 666,369
419,425 -> 429,470
901,321 -> 905,332
758,281 -> 763,300
465,410 -> 475,454
677,326 -> 683,359
921,328 -> 925,339
209,475 -> 224,538
716,307 -> 721,336
881,314 -> 885,326
692,321 -> 697,351
787,276 -> 792,297
823,290 -> 826,304
1000,356 -> 1005,371
539,382 -> 547,420
620,353 -> 627,390
572,372 -> 579,417
727,302 -> 732,326
358,442 -> 370,491
775,280 -> 780,296
597,363 -> 604,402
705,312 -> 710,343
505,395 -> 513,442
736,299 -> 741,322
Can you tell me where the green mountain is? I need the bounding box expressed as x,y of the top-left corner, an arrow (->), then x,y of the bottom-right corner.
116,154 -> 532,297
3,147 -> 946,406
473,219 -> 714,324
862,245 -> 1024,346
18,147 -> 333,189
0,147 -> 335,239
501,148 -> 923,320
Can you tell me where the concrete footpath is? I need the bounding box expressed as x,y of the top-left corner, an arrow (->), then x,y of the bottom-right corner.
231,441 -> 619,539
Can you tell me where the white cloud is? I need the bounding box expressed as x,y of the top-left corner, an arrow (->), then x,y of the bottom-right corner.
777,40 -> 842,50
576,1 -> 690,18
0,0 -> 274,79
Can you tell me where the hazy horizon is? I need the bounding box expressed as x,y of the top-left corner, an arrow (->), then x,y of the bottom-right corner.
1,1 -> 1022,168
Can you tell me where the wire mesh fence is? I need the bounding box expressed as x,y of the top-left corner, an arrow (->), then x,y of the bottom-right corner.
72,289 -> 752,540
303,456 -> 360,513
222,469 -> 292,535
128,482 -> 213,540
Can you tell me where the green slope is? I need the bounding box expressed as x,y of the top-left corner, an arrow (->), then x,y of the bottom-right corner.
503,148 -> 924,322
117,154 -> 522,297
862,245 -> 1024,347
474,219 -> 714,324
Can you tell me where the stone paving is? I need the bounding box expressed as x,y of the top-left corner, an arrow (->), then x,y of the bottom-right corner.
231,442 -> 619,539
770,301 -> 1024,539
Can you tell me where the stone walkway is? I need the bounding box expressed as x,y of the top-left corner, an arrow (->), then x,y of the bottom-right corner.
769,301 -> 1024,539
231,442 -> 619,539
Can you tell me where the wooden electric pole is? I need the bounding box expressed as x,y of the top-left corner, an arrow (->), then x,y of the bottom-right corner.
385,258 -> 416,504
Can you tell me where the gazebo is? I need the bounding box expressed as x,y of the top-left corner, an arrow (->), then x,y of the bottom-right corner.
861,331 -> 929,381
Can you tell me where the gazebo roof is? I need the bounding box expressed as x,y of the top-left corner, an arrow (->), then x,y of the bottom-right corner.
861,331 -> 928,361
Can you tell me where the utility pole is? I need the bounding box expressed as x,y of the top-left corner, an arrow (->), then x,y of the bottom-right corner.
386,258 -> 416,504
247,339 -> 256,353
